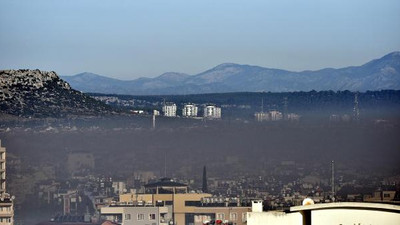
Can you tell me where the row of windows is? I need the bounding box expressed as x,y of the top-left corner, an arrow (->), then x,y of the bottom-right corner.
125,213 -> 156,221
216,212 -> 247,221
0,206 -> 12,211
0,218 -> 12,222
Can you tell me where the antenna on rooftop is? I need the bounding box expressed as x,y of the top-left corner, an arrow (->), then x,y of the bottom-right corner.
164,151 -> 167,178
261,98 -> 264,113
353,92 -> 360,122
283,97 -> 288,120
331,160 -> 335,201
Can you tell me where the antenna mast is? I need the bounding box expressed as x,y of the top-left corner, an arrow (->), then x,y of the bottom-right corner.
261,98 -> 264,113
164,151 -> 167,177
331,160 -> 335,201
353,92 -> 360,121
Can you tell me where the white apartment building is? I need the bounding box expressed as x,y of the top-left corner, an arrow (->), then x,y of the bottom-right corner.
269,110 -> 283,121
254,110 -> 283,122
162,103 -> 177,117
254,112 -> 270,122
203,105 -> 221,119
182,104 -> 198,117
247,200 -> 400,225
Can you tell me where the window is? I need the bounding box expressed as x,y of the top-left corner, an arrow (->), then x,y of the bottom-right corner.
383,193 -> 391,198
138,213 -> 145,220
185,201 -> 202,206
242,213 -> 247,222
216,213 -> 225,220
125,214 -> 131,220
149,213 -> 156,220
230,213 -> 237,221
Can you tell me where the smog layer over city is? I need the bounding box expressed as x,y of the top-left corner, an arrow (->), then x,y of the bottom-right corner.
1,1 -> 400,225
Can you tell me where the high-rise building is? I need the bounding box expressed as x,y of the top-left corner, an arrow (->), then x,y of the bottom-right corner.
0,140 -> 14,225
162,103 -> 177,117
203,105 -> 221,119
182,104 -> 198,117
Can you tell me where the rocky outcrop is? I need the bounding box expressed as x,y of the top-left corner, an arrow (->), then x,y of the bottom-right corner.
0,69 -> 111,117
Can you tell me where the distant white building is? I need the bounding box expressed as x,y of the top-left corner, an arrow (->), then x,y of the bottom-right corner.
112,181 -> 127,195
162,103 -> 177,117
255,110 -> 283,122
254,112 -> 270,122
269,110 -> 283,121
182,104 -> 198,117
286,113 -> 300,121
247,201 -> 400,225
204,105 -> 221,119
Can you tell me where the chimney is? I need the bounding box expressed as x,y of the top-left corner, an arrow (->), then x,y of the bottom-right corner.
251,200 -> 263,212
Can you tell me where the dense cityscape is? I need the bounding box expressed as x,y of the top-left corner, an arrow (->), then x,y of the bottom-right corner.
1,0 -> 400,224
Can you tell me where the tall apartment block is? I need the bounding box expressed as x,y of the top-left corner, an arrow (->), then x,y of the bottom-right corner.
182,104 -> 198,117
162,103 -> 177,117
0,140 -> 14,225
203,105 -> 221,119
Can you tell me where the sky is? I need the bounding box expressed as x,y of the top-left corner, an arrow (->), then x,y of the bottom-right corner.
1,0 -> 399,80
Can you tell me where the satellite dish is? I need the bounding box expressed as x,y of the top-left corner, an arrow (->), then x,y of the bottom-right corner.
302,198 -> 314,206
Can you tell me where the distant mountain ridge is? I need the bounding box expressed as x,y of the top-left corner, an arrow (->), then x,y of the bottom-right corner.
62,52 -> 400,95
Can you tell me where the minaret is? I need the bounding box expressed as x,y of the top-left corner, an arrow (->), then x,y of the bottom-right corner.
202,166 -> 208,193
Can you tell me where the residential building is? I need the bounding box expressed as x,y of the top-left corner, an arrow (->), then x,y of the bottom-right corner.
247,200 -> 400,225
101,205 -> 171,225
204,105 -> 221,119
182,104 -> 198,117
269,110 -> 283,121
254,112 -> 270,122
254,110 -> 283,122
192,205 -> 250,225
119,178 -> 251,225
363,189 -> 400,203
0,140 -> 14,225
163,103 -> 177,117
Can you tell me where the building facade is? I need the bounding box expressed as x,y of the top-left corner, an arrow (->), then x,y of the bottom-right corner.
118,179 -> 251,225
163,103 -> 177,117
182,104 -> 198,117
247,201 -> 400,225
254,110 -> 283,122
204,106 -> 221,119
0,140 -> 14,225
101,205 -> 170,225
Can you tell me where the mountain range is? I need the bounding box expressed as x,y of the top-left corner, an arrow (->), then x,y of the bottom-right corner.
62,51 -> 399,95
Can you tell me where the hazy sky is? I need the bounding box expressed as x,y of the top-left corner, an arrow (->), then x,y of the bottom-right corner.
1,0 -> 399,79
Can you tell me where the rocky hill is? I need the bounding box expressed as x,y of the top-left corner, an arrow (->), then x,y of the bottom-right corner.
0,69 -> 111,117
62,51 -> 400,95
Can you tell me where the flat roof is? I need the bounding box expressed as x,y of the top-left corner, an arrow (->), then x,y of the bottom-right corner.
145,178 -> 187,188
290,202 -> 400,213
